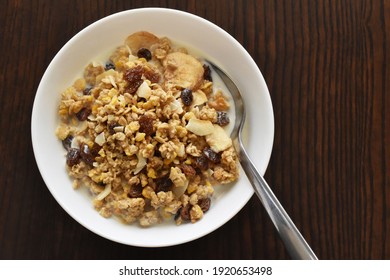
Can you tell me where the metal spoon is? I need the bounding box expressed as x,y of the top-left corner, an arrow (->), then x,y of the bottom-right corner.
207,61 -> 318,260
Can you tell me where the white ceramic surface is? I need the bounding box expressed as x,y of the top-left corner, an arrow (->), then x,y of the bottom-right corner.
31,8 -> 274,247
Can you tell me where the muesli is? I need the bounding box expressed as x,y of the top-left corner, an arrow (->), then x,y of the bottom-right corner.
55,31 -> 239,226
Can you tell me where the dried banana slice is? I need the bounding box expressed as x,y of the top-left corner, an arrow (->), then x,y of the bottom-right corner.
163,52 -> 204,91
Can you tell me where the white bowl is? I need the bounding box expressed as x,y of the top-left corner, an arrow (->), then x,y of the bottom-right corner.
31,8 -> 274,247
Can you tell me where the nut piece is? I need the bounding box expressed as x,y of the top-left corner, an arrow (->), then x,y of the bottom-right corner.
163,52 -> 204,91
192,90 -> 208,106
205,125 -> 232,152
125,31 -> 159,55
136,81 -> 152,99
190,204 -> 203,223
185,118 -> 214,136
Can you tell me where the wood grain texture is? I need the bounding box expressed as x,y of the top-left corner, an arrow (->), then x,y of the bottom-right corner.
0,0 -> 388,259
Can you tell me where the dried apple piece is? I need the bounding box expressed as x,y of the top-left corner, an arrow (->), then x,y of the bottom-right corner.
125,31 -> 159,55
163,52 -> 204,91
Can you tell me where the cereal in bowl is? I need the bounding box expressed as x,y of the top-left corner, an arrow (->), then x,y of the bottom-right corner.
55,31 -> 239,226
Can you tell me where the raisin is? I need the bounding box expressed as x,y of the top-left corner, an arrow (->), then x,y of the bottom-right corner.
154,149 -> 162,158
124,65 -> 144,94
180,88 -> 193,106
198,198 -> 211,212
128,184 -> 143,198
75,107 -> 91,121
155,175 -> 173,192
62,135 -> 73,151
143,68 -> 160,83
203,147 -> 221,163
139,115 -> 155,136
105,61 -> 115,70
216,111 -> 230,126
179,204 -> 192,221
203,64 -> 213,81
174,210 -> 181,221
137,48 -> 152,61
194,155 -> 209,170
181,164 -> 196,177
108,122 -> 119,134
66,148 -> 81,167
90,143 -> 101,157
83,86 -> 92,95
80,143 -> 95,165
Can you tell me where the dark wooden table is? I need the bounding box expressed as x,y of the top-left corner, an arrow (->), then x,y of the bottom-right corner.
1,0 -> 389,260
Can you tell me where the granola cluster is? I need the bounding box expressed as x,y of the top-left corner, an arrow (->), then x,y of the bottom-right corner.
55,31 -> 239,226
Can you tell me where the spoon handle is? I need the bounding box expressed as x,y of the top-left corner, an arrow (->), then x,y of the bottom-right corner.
238,146 -> 318,260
